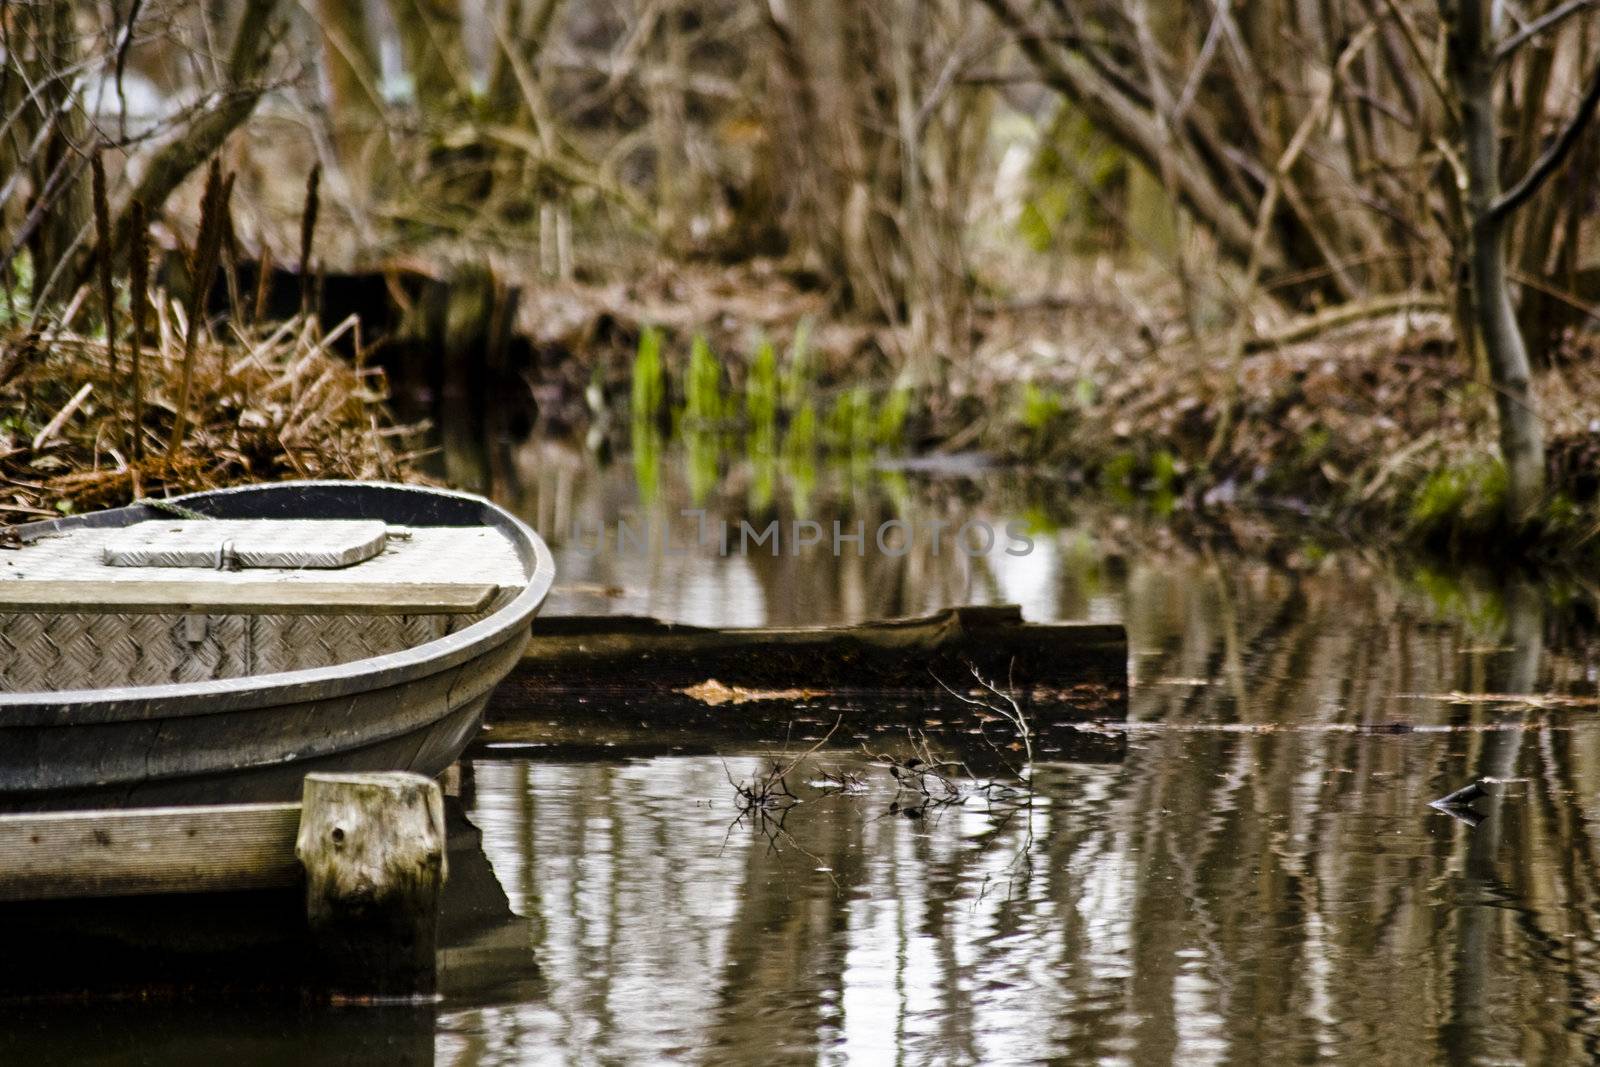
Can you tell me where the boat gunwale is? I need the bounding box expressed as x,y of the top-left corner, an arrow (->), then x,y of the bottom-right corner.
0,481 -> 554,726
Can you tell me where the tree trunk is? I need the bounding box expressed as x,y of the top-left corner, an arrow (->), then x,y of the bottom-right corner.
1447,0 -> 1545,520
105,0 -> 283,273
25,2 -> 91,310
316,0 -> 385,166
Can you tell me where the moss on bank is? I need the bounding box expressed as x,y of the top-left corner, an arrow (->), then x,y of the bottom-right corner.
609,313 -> 1600,564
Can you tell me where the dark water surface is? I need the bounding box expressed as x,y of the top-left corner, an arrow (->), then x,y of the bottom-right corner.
448,444 -> 1600,1066
19,442 -> 1600,1064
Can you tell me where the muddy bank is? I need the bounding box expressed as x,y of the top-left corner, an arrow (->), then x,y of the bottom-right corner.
317,256 -> 1600,564
13,240 -> 1596,565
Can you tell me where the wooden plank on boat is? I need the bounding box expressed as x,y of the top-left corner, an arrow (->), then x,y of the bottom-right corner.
0,802 -> 302,901
0,579 -> 500,614
498,604 -> 1128,719
103,519 -> 391,569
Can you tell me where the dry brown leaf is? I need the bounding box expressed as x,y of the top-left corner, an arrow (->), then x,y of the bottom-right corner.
678,679 -> 829,706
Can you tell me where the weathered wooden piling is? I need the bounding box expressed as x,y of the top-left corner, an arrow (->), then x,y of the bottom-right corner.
295,772 -> 448,998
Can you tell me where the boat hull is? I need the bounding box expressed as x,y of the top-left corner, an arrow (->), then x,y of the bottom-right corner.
0,483 -> 554,810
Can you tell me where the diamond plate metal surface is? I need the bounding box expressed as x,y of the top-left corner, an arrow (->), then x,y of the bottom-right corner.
102,520 -> 389,569
0,607 -> 496,693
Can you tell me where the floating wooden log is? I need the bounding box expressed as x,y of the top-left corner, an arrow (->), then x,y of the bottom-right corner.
499,604 -> 1127,717
486,605 -> 1128,763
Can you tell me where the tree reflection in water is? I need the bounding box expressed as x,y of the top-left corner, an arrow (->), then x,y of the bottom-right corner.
437,446 -> 1600,1064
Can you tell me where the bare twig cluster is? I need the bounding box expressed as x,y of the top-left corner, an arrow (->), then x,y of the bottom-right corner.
881,753 -> 965,820
726,758 -> 801,816
933,660 -> 1035,768
972,0 -> 1600,515
865,729 -> 1035,819
724,717 -> 843,821
725,670 -> 1041,820
717,681 -> 1045,898
2,1 -> 289,320
815,766 -> 868,797
2,105 -> 414,523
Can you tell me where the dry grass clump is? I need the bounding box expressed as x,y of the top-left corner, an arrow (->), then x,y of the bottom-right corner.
4,153 -> 424,525
0,305 -> 426,523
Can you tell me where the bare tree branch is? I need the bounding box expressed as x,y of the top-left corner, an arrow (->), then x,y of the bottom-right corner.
1381,0 -> 1461,126
1173,0 -> 1229,125
103,0 -> 283,265
975,0 -> 1267,267
1491,56 -> 1600,220
1495,0 -> 1598,63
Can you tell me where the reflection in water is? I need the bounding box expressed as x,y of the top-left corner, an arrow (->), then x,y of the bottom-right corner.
504,437 -> 1119,628
436,441 -> 1600,1064
11,439 -> 1600,1064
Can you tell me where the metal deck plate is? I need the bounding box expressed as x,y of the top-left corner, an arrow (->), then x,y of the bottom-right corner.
0,524 -> 526,617
103,520 -> 389,569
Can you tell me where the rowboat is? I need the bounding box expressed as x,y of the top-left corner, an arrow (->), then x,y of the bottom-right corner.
0,481 -> 554,810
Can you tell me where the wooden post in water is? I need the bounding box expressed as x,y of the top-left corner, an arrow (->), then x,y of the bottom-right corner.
295,771 -> 447,997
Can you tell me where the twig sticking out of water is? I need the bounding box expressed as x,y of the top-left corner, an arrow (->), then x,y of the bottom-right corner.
727,759 -> 800,813
723,719 -> 844,876
1428,779 -> 1490,828
862,729 -> 1039,902
1431,780 -> 1488,808
1429,779 -> 1490,828
927,661 -> 1044,899
931,660 -> 1034,770
815,767 -> 867,796
866,732 -> 965,820
725,716 -> 842,818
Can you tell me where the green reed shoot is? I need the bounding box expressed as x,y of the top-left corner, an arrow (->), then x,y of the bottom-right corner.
631,326 -> 665,422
